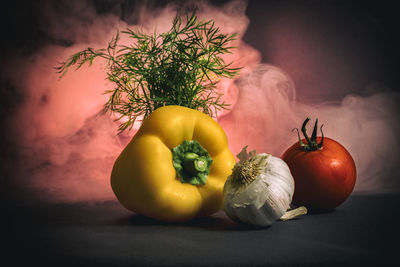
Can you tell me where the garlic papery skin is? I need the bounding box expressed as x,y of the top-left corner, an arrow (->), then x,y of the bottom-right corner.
223,149 -> 297,227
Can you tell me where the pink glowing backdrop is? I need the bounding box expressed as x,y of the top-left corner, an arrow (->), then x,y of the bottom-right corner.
5,0 -> 399,203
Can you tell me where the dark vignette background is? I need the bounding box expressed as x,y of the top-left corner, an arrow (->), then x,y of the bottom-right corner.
1,0 -> 399,266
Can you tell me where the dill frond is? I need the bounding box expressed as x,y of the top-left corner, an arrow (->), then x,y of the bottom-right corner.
57,11 -> 240,132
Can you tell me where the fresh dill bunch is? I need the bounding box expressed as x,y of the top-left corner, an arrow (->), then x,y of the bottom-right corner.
56,11 -> 240,132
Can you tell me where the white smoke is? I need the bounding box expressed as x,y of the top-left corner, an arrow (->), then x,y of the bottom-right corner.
4,0 -> 399,203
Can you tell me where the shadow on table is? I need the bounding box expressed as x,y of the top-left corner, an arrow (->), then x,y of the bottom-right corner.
110,212 -> 269,231
109,206 -> 334,231
306,208 -> 335,214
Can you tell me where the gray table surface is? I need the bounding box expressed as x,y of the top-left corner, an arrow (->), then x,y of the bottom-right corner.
4,194 -> 399,266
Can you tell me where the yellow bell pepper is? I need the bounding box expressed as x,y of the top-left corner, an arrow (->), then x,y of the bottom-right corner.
111,105 -> 236,222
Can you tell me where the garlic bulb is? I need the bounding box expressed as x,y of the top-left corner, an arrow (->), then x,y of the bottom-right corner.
223,147 -> 307,227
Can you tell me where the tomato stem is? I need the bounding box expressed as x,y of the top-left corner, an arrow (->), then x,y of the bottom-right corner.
293,117 -> 324,151
311,118 -> 318,141
318,123 -> 324,148
301,117 -> 313,145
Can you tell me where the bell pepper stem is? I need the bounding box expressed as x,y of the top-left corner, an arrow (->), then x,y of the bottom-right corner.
183,153 -> 208,175
172,140 -> 213,185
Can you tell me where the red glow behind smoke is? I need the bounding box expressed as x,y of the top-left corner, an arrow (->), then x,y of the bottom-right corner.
6,1 -> 400,203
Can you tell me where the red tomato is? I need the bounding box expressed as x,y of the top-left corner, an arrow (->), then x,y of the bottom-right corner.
281,120 -> 356,210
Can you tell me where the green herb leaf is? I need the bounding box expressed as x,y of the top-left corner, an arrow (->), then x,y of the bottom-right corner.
57,11 -> 241,132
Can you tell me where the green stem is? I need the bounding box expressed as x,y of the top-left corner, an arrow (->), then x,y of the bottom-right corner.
311,118 -> 318,141
172,140 -> 213,185
301,117 -> 313,145
183,153 -> 208,175
294,117 -> 324,151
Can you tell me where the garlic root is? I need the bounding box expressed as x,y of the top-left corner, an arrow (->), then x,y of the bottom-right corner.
280,206 -> 308,221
